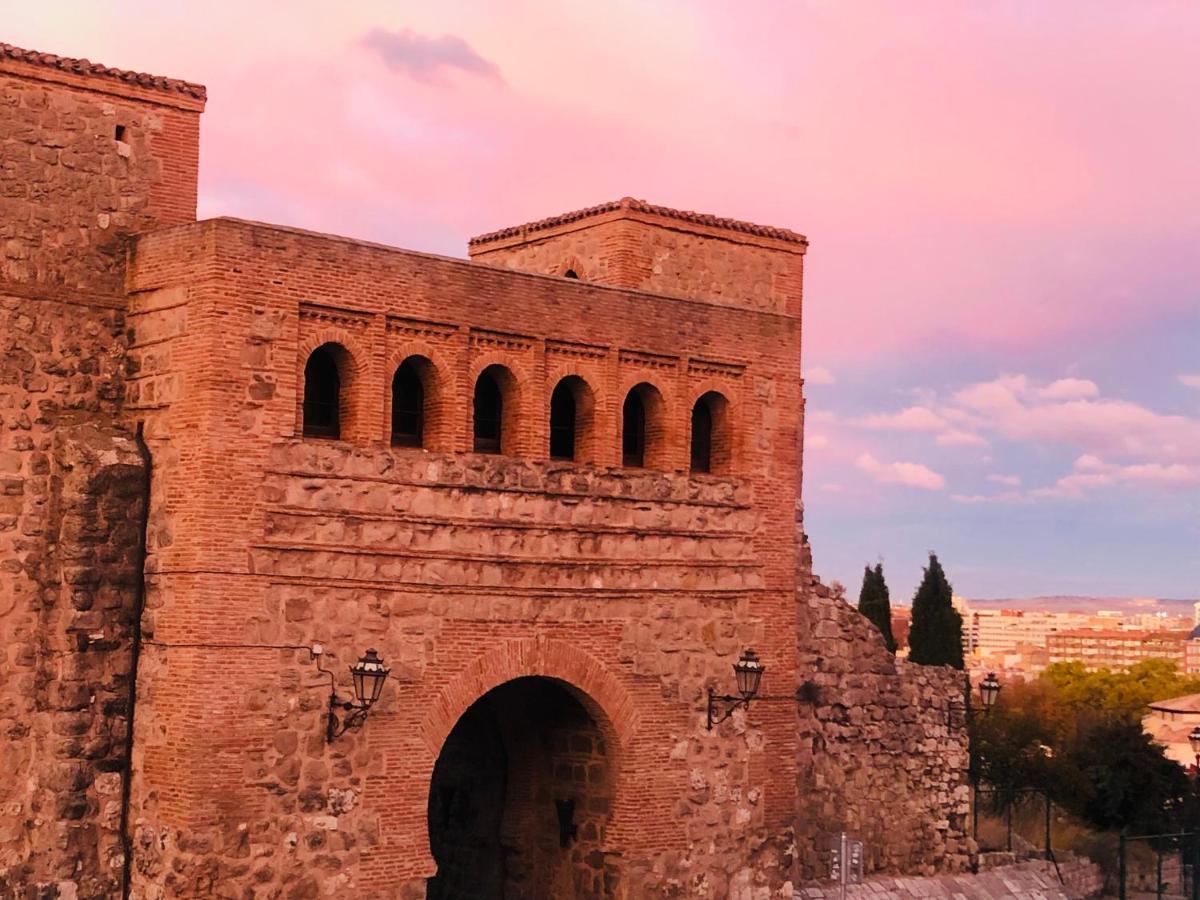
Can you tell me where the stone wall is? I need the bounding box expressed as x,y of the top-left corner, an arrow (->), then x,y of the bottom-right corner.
795,537 -> 973,878
0,46 -> 203,301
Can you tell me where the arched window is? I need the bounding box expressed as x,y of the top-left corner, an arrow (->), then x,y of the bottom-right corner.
391,358 -> 426,447
474,365 -> 517,454
548,376 -> 595,462
691,391 -> 731,474
622,391 -> 645,467
303,344 -> 344,439
622,382 -> 664,468
550,381 -> 577,460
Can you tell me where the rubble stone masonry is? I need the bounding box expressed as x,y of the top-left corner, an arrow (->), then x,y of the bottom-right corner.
0,41 -> 972,900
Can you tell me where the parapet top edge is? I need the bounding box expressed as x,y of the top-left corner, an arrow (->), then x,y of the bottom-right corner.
0,41 -> 207,102
468,197 -> 808,247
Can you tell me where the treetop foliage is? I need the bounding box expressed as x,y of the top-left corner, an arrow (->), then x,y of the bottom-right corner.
857,562 -> 897,653
907,552 -> 964,669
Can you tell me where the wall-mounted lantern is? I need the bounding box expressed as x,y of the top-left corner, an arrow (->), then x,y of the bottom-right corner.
319,648 -> 391,742
979,672 -> 1002,711
706,649 -> 765,730
948,672 -> 1002,725
1189,726 -> 1200,772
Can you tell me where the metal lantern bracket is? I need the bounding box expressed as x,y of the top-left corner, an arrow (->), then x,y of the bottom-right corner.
947,672 -> 1002,725
314,646 -> 391,742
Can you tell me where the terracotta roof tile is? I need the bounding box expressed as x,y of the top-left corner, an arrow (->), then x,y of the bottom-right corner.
0,42 -> 206,102
469,196 -> 806,246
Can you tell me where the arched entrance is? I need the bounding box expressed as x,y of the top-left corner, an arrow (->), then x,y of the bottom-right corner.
426,676 -> 617,899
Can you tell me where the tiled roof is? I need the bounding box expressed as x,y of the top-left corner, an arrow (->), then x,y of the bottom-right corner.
469,197 -> 806,246
1148,692 -> 1200,715
0,42 -> 206,101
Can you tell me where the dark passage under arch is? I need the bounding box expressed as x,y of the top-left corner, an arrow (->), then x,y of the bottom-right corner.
427,677 -> 617,899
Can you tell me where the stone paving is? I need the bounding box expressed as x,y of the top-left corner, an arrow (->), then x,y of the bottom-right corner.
795,856 -> 1104,900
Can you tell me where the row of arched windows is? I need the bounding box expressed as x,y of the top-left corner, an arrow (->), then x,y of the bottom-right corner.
301,343 -> 732,474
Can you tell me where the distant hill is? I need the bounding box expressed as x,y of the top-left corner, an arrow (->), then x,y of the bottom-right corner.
963,596 -> 1199,615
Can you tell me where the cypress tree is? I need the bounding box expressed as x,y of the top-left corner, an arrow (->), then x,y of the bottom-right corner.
857,563 -> 897,653
907,552 -> 964,669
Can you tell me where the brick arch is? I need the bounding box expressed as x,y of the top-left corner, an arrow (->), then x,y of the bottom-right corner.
468,352 -> 530,456
420,637 -> 637,757
547,368 -> 600,464
618,378 -> 671,471
687,380 -> 739,475
295,328 -> 370,443
387,341 -> 457,452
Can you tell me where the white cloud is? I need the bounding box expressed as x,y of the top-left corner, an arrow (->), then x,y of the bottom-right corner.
987,474 -> 1021,486
860,406 -> 947,432
1180,374 -> 1200,390
1034,455 -> 1200,498
855,452 -> 945,490
806,366 -> 836,385
1037,378 -> 1099,401
951,375 -> 1200,465
937,429 -> 988,447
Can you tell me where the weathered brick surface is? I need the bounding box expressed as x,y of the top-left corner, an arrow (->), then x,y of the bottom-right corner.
0,41 -> 976,900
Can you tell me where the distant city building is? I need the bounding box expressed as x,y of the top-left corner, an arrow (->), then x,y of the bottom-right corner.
1047,629 -> 1192,671
1144,692 -> 1200,768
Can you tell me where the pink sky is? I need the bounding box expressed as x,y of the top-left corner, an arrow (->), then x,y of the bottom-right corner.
8,1 -> 1199,599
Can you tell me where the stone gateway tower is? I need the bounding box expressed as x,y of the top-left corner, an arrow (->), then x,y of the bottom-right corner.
0,43 -> 971,900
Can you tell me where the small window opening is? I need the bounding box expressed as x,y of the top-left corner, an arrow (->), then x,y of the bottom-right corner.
563,269 -> 579,280
691,400 -> 713,473
473,371 -> 503,453
303,346 -> 341,439
391,360 -> 424,447
114,125 -> 127,142
549,381 -> 577,460
622,391 -> 646,468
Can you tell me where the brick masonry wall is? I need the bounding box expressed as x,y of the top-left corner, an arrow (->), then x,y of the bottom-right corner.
120,217 -> 803,898
0,55 -> 202,301
795,536 -> 973,877
469,208 -> 805,316
0,49 -> 200,900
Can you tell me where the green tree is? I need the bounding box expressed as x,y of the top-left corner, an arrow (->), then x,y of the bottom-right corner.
907,552 -> 964,669
857,563 -> 897,653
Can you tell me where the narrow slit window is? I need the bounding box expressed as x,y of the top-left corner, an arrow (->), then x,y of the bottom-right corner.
691,399 -> 713,473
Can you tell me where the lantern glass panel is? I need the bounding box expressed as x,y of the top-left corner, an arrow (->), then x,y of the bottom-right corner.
979,673 -> 1001,710
733,650 -> 764,700
349,649 -> 390,707
1190,727 -> 1200,753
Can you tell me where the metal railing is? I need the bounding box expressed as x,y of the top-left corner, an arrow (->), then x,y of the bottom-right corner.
1119,831 -> 1200,900
972,786 -> 1062,882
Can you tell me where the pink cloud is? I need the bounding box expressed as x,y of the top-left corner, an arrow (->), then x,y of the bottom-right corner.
1180,374 -> 1200,390
855,453 -> 945,490
806,366 -> 836,385
860,406 -> 947,431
